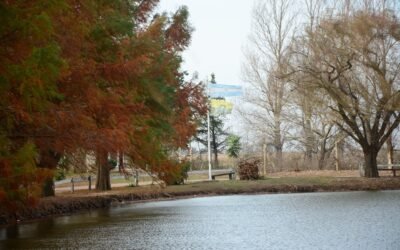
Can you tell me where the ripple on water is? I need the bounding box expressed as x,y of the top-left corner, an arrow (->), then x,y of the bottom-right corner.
1,191 -> 400,249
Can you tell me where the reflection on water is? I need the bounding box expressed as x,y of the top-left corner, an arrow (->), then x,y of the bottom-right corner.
1,191 -> 400,249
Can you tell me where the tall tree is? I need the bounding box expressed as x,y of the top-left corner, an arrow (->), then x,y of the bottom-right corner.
242,0 -> 297,170
0,0 -> 205,213
55,2 -> 201,190
0,0 -> 66,208
292,7 -> 400,177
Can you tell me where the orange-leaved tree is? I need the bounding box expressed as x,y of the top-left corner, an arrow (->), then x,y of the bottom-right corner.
0,0 -> 206,214
0,1 -> 66,210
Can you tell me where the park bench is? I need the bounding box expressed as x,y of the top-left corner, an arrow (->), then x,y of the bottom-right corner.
377,164 -> 400,177
70,176 -> 93,192
211,170 -> 235,180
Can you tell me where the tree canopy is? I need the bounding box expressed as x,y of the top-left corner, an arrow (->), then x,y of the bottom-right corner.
0,0 -> 206,211
291,4 -> 400,177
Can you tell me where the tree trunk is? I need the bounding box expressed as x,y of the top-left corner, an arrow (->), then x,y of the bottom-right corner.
303,105 -> 314,165
37,150 -> 61,197
273,116 -> 283,171
318,135 -> 335,170
275,149 -> 283,171
334,141 -> 340,171
334,139 -> 344,171
263,143 -> 267,175
96,150 -> 111,191
212,128 -> 219,168
362,147 -> 379,178
318,148 -> 326,170
42,178 -> 55,197
386,135 -> 394,166
213,147 -> 219,168
118,152 -> 124,173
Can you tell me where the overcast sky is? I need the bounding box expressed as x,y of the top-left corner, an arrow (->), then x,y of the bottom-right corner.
157,0 -> 254,86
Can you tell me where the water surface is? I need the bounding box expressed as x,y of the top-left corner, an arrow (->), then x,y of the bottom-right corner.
1,191 -> 400,249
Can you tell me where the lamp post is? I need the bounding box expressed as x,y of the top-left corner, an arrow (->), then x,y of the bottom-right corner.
207,108 -> 212,180
207,80 -> 212,180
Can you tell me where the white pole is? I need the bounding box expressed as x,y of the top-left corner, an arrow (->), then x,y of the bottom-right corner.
207,100 -> 212,180
207,109 -> 212,180
207,78 -> 212,180
263,143 -> 267,176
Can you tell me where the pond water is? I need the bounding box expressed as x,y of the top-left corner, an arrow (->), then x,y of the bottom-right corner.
1,191 -> 400,249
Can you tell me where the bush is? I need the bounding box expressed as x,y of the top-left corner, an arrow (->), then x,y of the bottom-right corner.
173,162 -> 190,185
157,160 -> 190,185
238,158 -> 260,180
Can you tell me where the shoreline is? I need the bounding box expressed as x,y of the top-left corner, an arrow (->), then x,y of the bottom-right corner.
1,176 -> 400,226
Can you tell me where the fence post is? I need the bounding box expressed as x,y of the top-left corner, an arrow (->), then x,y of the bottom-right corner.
88,175 -> 92,191
135,169 -> 139,186
71,178 -> 74,193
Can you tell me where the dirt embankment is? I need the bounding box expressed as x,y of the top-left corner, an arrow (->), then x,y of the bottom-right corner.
1,176 -> 400,226
0,192 -> 169,226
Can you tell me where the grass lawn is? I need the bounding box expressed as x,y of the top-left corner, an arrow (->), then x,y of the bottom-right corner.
58,175 -> 400,199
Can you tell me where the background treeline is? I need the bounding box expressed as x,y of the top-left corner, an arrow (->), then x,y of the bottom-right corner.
240,0 -> 400,177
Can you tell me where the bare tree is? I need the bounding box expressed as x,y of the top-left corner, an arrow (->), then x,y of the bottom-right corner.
292,6 -> 400,177
282,0 -> 344,169
287,75 -> 345,170
241,0 -> 297,170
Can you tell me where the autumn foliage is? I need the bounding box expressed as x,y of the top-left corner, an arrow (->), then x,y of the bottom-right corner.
0,0 -> 206,212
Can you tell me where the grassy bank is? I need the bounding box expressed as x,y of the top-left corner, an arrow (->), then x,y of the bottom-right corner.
2,175 -> 400,226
